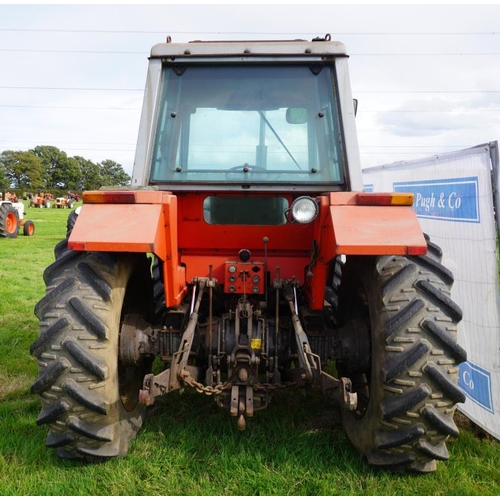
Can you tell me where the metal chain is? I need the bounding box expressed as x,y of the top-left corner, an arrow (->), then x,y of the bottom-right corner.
180,369 -> 301,395
180,369 -> 232,395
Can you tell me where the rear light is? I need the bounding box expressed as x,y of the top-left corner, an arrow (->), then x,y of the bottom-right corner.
356,192 -> 414,206
82,191 -> 137,204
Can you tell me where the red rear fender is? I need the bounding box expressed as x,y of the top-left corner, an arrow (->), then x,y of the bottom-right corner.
68,191 -> 187,306
307,193 -> 427,310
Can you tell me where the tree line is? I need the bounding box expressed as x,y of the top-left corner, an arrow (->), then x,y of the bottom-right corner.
0,145 -> 131,193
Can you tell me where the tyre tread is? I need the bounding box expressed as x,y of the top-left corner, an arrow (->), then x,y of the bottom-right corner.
381,385 -> 431,419
63,379 -> 108,415
424,362 -> 466,403
68,297 -> 108,339
421,405 -> 459,437
30,317 -> 70,356
36,401 -> 70,425
63,339 -> 108,380
383,341 -> 431,383
67,416 -> 114,442
421,320 -> 467,363
31,357 -> 71,394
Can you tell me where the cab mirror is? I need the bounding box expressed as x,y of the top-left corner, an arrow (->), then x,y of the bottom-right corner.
286,107 -> 308,124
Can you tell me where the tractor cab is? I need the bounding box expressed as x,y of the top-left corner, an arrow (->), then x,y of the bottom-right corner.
132,36 -> 361,192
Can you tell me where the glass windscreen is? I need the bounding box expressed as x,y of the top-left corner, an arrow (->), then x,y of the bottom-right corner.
150,64 -> 345,186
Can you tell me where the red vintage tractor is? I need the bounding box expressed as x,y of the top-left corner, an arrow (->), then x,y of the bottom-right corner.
30,35 -> 466,472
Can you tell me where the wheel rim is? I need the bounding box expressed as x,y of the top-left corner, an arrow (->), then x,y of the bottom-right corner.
6,212 -> 17,233
118,321 -> 147,412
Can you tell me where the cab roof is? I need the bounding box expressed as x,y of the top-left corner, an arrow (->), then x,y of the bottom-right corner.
150,37 -> 348,59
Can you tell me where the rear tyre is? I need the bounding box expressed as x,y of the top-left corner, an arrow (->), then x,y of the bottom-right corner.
338,243 -> 466,472
30,245 -> 154,459
66,209 -> 79,237
0,204 -> 20,238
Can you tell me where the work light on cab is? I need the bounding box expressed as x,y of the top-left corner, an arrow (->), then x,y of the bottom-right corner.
290,196 -> 319,223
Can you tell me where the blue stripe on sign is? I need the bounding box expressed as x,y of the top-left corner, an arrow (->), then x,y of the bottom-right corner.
393,177 -> 480,223
459,361 -> 494,413
363,184 -> 374,193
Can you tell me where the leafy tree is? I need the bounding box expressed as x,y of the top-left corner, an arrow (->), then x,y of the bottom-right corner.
61,157 -> 82,191
0,150 -> 43,190
73,156 -> 102,191
99,159 -> 131,187
30,145 -> 81,190
0,159 -> 8,189
0,146 -> 131,192
30,145 -> 63,188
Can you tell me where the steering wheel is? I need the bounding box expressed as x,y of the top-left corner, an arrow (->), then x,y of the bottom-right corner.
226,164 -> 269,179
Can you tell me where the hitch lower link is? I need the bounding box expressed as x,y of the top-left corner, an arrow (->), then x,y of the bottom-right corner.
138,278 -> 213,406
282,283 -> 358,412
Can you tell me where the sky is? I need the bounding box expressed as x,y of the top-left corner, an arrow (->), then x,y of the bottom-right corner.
1,2 -> 500,176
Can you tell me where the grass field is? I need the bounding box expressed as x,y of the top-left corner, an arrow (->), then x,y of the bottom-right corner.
1,202 -> 499,495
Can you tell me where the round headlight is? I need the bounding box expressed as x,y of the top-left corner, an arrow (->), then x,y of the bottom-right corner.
291,196 -> 318,224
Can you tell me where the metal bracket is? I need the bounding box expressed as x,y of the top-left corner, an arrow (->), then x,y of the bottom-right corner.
283,283 -> 317,382
139,279 -> 208,406
320,372 -> 357,411
281,281 -> 357,411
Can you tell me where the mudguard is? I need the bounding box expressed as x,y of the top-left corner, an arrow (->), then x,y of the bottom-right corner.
307,192 -> 427,309
69,203 -> 167,255
326,205 -> 427,256
318,192 -> 427,257
68,191 -> 186,306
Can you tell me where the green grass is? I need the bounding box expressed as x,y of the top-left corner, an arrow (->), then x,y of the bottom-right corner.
1,202 -> 499,495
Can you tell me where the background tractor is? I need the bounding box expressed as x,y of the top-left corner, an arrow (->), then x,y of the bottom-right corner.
0,190 -> 35,237
30,35 -> 466,472
29,192 -> 54,208
54,195 -> 76,209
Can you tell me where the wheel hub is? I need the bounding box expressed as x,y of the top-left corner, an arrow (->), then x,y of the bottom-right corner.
336,318 -> 371,373
119,314 -> 156,367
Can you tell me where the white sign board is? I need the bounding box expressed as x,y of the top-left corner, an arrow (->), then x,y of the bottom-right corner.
363,142 -> 500,440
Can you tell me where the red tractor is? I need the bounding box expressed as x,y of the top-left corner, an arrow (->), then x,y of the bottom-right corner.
30,35 -> 465,472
